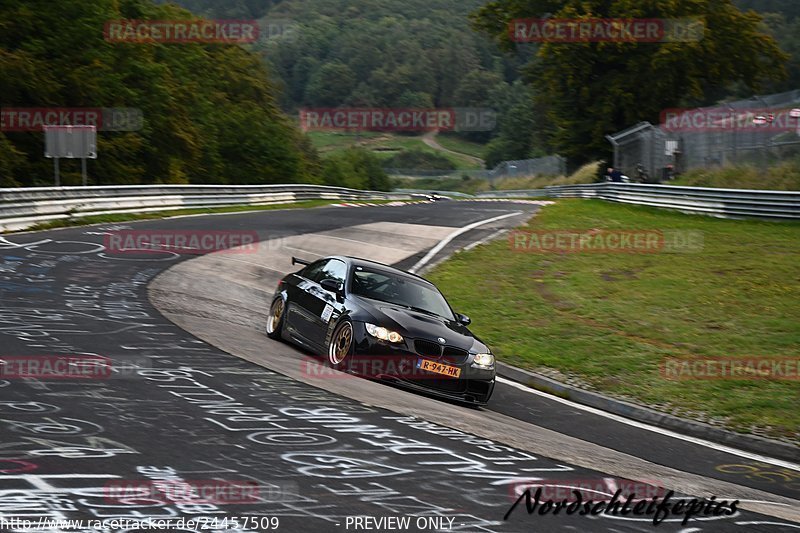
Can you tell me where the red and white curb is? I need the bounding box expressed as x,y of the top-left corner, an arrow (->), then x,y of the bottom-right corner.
460,198 -> 555,205
331,201 -> 427,208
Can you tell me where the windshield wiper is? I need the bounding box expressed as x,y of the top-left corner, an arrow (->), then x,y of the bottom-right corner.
401,304 -> 450,320
356,294 -> 450,320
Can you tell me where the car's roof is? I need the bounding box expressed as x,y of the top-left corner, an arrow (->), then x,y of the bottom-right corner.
330,255 -> 434,285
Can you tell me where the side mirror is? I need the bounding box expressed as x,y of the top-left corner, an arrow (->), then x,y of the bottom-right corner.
456,313 -> 471,326
320,278 -> 343,294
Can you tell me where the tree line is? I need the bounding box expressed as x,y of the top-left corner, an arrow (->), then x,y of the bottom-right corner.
0,0 -> 389,189
172,0 -> 547,168
472,0 -> 791,164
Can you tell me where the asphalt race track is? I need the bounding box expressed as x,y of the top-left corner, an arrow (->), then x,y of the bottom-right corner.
0,200 -> 798,533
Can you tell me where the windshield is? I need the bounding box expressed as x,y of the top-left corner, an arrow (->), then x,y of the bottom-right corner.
351,267 -> 455,321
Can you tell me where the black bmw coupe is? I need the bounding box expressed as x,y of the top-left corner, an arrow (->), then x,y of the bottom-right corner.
266,256 -> 496,405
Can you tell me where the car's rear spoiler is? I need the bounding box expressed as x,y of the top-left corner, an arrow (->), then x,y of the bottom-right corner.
292,257 -> 311,266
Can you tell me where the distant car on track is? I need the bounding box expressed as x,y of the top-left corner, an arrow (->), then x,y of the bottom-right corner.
409,192 -> 451,202
429,192 -> 452,201
266,255 -> 495,405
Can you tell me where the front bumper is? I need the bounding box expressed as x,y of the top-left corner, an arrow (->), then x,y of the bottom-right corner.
345,322 -> 496,405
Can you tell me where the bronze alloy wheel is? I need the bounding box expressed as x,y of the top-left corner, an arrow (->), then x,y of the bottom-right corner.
266,298 -> 284,339
328,321 -> 353,366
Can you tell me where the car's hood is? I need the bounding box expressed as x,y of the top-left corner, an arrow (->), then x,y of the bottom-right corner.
352,296 -> 487,352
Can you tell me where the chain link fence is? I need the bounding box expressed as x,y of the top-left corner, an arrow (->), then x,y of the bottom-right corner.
608,89 -> 800,182
488,155 -> 567,181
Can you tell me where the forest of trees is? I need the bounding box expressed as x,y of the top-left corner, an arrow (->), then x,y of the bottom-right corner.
0,0 -> 391,189
167,0 -> 546,167
171,0 -> 800,168
737,0 -> 800,94
736,0 -> 800,21
0,0 -> 323,187
2,0 -> 799,187
473,0 -> 792,163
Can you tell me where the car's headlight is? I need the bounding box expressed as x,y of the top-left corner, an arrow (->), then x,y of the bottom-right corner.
472,353 -> 495,369
365,323 -> 404,343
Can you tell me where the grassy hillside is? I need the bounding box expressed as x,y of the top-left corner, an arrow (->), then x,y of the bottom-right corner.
435,133 -> 488,160
307,132 -> 484,170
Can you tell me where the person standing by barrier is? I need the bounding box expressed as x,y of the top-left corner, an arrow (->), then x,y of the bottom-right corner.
605,167 -> 625,182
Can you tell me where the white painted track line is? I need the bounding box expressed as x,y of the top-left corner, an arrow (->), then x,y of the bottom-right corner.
408,211 -> 523,273
497,376 -> 800,472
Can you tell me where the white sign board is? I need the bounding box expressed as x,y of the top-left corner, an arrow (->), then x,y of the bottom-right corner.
665,140 -> 679,156
44,125 -> 97,159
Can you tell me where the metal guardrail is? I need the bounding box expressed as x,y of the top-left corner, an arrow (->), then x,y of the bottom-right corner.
475,183 -> 800,220
0,184 -> 407,232
2,182 -> 798,232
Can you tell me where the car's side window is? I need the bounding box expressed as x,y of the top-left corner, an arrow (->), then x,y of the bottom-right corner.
352,271 -> 389,298
318,259 -> 347,284
299,260 -> 328,282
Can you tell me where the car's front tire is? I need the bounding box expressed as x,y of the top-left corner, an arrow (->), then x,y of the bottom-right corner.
266,297 -> 285,340
328,319 -> 354,370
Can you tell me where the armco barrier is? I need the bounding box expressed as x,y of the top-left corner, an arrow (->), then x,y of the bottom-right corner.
476,183 -> 800,220
3,182 -> 799,232
0,184 -> 408,232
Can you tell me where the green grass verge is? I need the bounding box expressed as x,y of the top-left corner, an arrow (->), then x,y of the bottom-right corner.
427,199 -> 800,442
13,199 -> 400,233
435,133 -> 487,160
